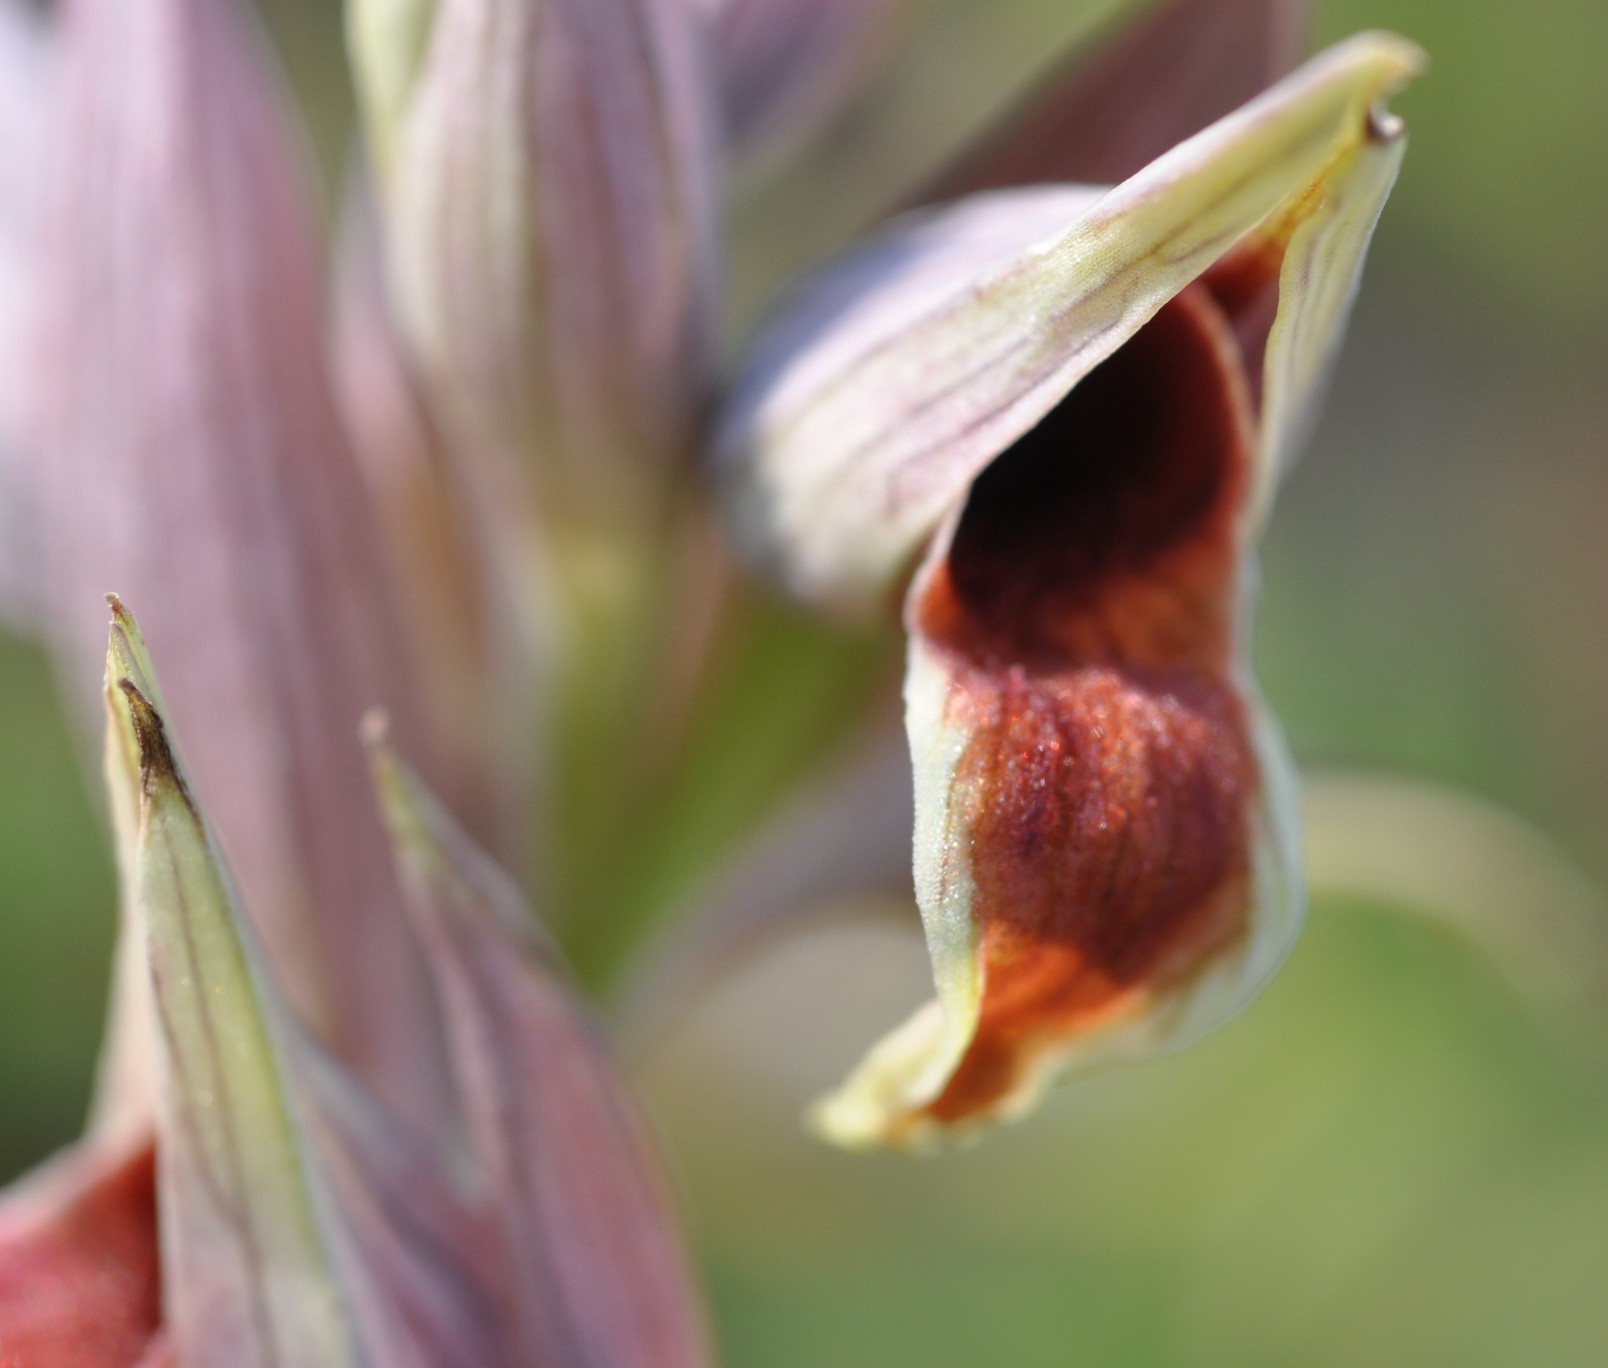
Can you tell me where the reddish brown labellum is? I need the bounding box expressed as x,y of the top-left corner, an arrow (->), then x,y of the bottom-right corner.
911,284 -> 1265,1123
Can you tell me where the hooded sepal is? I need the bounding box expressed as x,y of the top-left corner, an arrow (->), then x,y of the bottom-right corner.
367,723 -> 713,1368
717,33 -> 1421,619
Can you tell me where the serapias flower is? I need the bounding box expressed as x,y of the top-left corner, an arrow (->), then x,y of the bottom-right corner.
0,0 -> 1443,1361
0,601 -> 710,1366
717,34 -> 1422,1149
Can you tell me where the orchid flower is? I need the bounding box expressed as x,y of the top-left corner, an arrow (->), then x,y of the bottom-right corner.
0,0 -> 1432,1359
716,33 -> 1421,1149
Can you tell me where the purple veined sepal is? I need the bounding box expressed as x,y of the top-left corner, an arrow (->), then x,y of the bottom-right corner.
718,34 -> 1420,616
366,716 -> 714,1368
329,167 -> 535,868
348,0 -> 723,532
33,0 -> 461,1138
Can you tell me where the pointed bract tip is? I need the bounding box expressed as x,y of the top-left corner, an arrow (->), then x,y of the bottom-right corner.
367,748 -> 712,1366
102,600 -> 177,797
105,595 -> 142,671
114,679 -> 184,800
109,632 -> 368,1365
104,601 -> 168,748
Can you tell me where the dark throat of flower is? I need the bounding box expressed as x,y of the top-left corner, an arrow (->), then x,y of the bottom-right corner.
909,277 -> 1271,1125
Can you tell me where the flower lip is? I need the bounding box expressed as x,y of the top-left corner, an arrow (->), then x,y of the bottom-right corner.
900,282 -> 1263,1134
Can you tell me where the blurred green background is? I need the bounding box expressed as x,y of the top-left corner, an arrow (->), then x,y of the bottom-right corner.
4,0 -> 1607,1364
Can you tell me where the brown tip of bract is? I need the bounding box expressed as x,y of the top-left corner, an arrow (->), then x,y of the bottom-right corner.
105,595 -> 139,677
115,678 -> 187,807
116,681 -> 174,787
